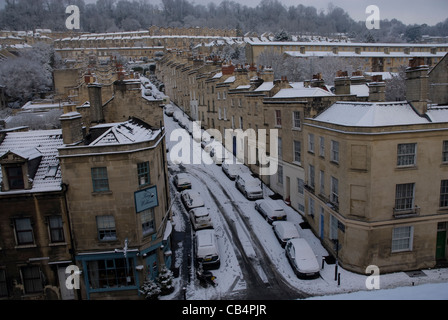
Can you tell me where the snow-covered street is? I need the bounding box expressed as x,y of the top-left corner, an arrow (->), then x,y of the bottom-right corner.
160,99 -> 448,300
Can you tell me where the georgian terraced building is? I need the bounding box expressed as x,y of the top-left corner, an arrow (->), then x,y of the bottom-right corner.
157,51 -> 448,273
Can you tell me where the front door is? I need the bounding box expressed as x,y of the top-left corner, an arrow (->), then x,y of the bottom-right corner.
436,223 -> 447,260
145,250 -> 159,280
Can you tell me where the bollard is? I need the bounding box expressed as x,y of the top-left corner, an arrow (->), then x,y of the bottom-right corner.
338,273 -> 341,286
334,264 -> 338,281
322,257 -> 325,270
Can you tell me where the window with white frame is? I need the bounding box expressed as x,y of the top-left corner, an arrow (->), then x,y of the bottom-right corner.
275,110 -> 282,127
309,164 -> 315,189
319,136 -> 325,157
308,197 -> 315,217
223,107 -> 227,120
397,143 -> 417,166
391,226 -> 413,252
308,133 -> 315,153
440,180 -> 448,208
48,215 -> 65,243
331,176 -> 339,205
278,137 -> 282,160
315,169 -> 322,194
141,208 -> 155,236
297,178 -> 304,194
292,111 -> 301,129
331,140 -> 339,163
395,183 -> 415,211
277,165 -> 283,185
14,217 -> 34,245
293,140 -> 301,163
96,215 -> 117,241
443,141 -> 448,163
218,107 -> 222,120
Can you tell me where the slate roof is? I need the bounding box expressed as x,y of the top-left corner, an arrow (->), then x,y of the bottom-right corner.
0,129 -> 63,194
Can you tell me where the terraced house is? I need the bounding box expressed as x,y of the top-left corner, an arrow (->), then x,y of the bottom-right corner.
157,50 -> 448,273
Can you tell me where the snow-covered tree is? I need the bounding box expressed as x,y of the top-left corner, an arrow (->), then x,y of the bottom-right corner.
140,277 -> 161,300
157,266 -> 175,296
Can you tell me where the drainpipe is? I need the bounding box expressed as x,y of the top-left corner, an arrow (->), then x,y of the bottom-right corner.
61,182 -> 82,300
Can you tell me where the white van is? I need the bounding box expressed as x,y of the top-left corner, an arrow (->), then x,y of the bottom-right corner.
285,238 -> 320,279
235,173 -> 263,200
272,221 -> 300,247
195,229 -> 220,270
254,199 -> 287,223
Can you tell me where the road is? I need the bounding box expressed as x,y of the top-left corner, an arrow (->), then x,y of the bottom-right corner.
164,107 -> 309,300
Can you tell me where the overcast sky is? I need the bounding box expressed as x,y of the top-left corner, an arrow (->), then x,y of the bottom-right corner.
0,0 -> 446,26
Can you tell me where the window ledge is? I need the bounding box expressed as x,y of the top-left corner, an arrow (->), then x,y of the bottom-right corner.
15,244 -> 37,249
49,242 -> 68,247
92,191 -> 113,196
396,165 -> 418,171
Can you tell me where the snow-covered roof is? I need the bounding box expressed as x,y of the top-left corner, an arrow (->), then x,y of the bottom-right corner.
426,105 -> 448,123
313,101 -> 431,127
284,50 -> 446,58
0,129 -> 63,194
224,76 -> 235,83
273,87 -> 333,99
89,119 -> 160,146
350,84 -> 369,98
254,81 -> 274,92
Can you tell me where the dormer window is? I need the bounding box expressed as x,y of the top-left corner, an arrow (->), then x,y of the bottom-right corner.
0,148 -> 42,192
6,165 -> 24,190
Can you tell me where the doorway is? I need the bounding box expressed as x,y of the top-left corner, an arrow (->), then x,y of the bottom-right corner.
436,222 -> 447,261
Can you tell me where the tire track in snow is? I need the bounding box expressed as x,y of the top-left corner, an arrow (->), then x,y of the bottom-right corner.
187,165 -> 307,299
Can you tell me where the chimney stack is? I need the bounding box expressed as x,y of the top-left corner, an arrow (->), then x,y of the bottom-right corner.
60,112 -> 84,145
368,75 -> 386,102
406,57 -> 429,115
310,73 -> 325,88
334,70 -> 351,95
88,83 -> 104,124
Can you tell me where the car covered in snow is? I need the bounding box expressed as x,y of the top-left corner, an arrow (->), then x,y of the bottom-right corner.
210,147 -> 229,165
144,89 -> 152,96
235,173 -> 263,200
222,163 -> 244,180
194,229 -> 220,270
164,104 -> 175,116
189,207 -> 213,230
181,190 -> 205,211
254,199 -> 287,224
173,173 -> 192,191
272,221 -> 300,247
285,238 -> 320,279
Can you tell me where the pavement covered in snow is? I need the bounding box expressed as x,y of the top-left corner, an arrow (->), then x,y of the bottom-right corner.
147,77 -> 448,300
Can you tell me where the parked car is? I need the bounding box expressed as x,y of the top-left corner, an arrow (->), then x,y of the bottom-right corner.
272,221 -> 300,247
285,238 -> 320,279
255,199 -> 287,224
194,229 -> 220,270
222,163 -> 243,180
144,89 -> 152,96
164,104 -> 175,116
173,110 -> 183,122
181,190 -> 205,210
210,147 -> 229,165
189,207 -> 213,230
173,173 -> 192,191
235,173 -> 263,200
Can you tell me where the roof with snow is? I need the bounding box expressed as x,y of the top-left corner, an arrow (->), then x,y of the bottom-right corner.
0,129 -> 63,194
312,101 -> 435,127
87,118 -> 161,146
273,86 -> 333,99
